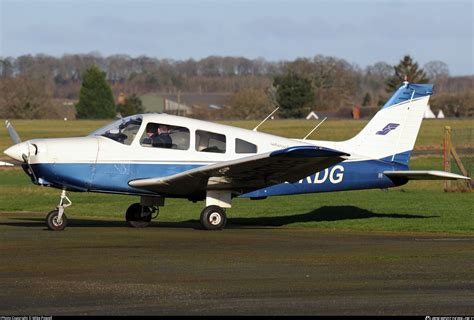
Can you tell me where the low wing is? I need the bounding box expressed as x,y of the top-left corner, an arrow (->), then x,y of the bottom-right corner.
384,170 -> 470,180
129,146 -> 349,197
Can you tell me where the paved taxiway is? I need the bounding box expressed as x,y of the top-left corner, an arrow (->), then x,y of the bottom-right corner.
0,212 -> 473,315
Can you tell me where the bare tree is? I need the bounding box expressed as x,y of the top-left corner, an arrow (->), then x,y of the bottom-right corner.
0,76 -> 55,119
225,88 -> 275,120
424,60 -> 450,81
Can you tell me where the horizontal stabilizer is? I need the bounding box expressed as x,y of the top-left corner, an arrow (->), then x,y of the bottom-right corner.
384,170 -> 470,180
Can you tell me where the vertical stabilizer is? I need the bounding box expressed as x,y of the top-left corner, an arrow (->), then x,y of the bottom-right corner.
343,83 -> 433,165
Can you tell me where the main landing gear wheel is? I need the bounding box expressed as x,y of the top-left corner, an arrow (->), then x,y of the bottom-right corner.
46,209 -> 68,231
126,203 -> 152,228
200,205 -> 227,230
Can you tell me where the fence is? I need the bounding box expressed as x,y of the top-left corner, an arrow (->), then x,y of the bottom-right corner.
444,126 -> 473,192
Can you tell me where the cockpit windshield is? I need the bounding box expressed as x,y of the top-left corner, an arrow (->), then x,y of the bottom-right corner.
89,115 -> 143,145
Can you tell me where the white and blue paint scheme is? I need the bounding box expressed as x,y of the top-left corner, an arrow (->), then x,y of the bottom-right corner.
3,82 -> 469,231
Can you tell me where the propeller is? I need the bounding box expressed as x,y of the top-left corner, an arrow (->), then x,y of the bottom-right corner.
5,120 -> 21,145
3,121 -> 34,175
0,161 -> 15,167
3,120 -> 22,167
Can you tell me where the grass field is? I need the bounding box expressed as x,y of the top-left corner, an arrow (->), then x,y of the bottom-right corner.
0,118 -> 472,234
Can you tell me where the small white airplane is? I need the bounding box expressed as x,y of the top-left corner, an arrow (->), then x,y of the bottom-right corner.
3,82 -> 470,231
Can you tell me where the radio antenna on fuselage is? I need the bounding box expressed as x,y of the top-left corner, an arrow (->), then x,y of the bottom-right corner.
253,84 -> 280,132
302,117 -> 327,140
252,107 -> 279,132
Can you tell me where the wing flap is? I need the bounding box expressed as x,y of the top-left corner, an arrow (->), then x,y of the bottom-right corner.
384,170 -> 471,180
129,146 -> 349,196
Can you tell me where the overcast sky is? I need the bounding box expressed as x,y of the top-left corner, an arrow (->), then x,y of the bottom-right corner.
1,0 -> 473,75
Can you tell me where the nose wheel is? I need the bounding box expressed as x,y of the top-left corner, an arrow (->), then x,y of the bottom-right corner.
46,209 -> 68,231
46,189 -> 71,231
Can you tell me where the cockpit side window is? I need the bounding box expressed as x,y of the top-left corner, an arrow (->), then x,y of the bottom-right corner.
140,122 -> 190,150
90,116 -> 143,145
235,138 -> 257,153
196,130 -> 226,153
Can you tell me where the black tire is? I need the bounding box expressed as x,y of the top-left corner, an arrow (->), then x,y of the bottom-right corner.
46,209 -> 68,231
200,205 -> 227,230
126,203 -> 152,228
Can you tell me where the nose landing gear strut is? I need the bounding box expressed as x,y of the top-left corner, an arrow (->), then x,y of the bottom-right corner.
46,189 -> 71,231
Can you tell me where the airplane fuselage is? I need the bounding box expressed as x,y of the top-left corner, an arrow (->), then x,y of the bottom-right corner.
14,112 -> 408,200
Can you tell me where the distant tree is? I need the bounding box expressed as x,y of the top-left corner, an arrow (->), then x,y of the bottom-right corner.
225,88 -> 274,120
0,76 -> 55,119
290,55 -> 359,111
363,62 -> 394,106
386,55 -> 429,92
366,62 -> 393,79
362,92 -> 372,106
423,60 -> 450,81
117,93 -> 145,117
430,90 -> 474,117
0,58 -> 14,78
76,65 -> 116,119
274,71 -> 314,118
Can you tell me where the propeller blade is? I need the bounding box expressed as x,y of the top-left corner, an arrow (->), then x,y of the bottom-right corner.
0,161 -> 15,167
5,120 -> 21,145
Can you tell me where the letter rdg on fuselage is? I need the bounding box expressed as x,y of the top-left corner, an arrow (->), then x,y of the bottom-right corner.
297,165 -> 344,184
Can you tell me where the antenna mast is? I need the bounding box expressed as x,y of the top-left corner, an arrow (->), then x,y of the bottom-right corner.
252,107 -> 279,132
253,84 -> 280,132
302,117 -> 327,140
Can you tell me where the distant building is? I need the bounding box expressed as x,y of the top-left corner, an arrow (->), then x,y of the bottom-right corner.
424,105 -> 436,119
140,94 -> 165,113
163,99 -> 192,116
140,92 -> 230,116
306,111 -> 319,120
351,106 -> 361,119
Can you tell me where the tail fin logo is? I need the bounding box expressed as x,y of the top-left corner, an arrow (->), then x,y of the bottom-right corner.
376,123 -> 400,135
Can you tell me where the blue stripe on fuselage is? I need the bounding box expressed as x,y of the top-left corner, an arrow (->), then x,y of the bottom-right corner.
32,163 -> 202,193
31,158 -> 408,196
241,159 -> 407,198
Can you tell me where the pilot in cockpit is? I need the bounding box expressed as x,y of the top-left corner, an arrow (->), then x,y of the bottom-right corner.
153,124 -> 172,148
142,123 -> 172,148
142,123 -> 158,145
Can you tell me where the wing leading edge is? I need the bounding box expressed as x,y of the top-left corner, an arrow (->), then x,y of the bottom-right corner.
129,146 -> 349,198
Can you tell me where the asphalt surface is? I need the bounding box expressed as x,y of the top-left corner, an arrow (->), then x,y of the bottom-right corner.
0,212 -> 473,316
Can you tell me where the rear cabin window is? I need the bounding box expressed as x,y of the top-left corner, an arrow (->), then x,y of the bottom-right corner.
196,130 -> 226,153
140,122 -> 190,150
235,138 -> 257,154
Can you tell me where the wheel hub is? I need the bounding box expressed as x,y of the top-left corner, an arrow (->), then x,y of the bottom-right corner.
209,212 -> 222,225
52,216 -> 63,227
